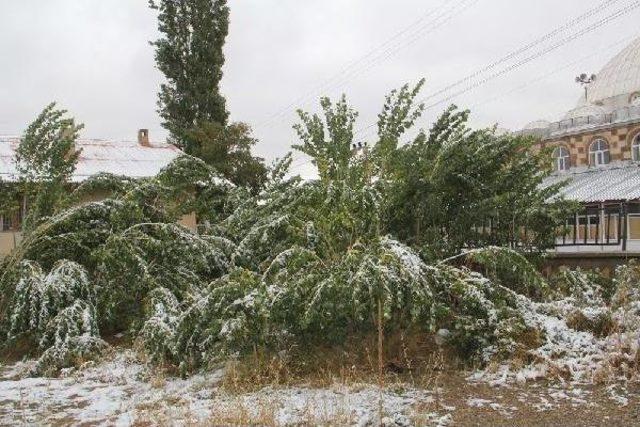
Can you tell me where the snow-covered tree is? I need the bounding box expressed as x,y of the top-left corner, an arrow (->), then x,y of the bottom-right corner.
0,82 -> 583,378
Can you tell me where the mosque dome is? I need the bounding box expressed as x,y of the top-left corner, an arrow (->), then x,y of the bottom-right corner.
581,37 -> 640,106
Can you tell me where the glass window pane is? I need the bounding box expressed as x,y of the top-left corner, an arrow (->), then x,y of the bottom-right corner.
628,203 -> 640,214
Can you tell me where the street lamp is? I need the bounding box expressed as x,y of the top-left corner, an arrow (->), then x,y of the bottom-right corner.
576,73 -> 597,102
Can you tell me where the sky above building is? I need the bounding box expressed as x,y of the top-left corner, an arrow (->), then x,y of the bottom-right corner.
0,0 -> 639,176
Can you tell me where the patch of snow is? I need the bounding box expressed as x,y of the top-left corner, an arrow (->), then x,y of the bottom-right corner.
466,398 -> 492,408
465,397 -> 515,417
607,384 -> 630,407
472,293 -> 640,386
0,350 -> 444,426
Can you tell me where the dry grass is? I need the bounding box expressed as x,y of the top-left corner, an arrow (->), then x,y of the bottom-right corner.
131,394 -> 355,426
132,399 -> 198,426
206,396 -> 355,426
207,396 -> 278,426
219,331 -> 459,394
566,310 -> 617,337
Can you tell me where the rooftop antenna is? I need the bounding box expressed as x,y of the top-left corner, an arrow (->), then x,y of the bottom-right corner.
575,73 -> 597,102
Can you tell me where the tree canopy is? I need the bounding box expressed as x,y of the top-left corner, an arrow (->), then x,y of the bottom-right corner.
15,102 -> 83,232
0,81 -> 579,378
150,0 -> 230,147
150,0 -> 267,190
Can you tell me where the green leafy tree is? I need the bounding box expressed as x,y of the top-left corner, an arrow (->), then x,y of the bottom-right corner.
293,96 -> 381,254
188,122 -> 267,192
0,83 -> 580,377
372,78 -> 426,179
293,96 -> 362,185
16,102 -> 83,232
293,80 -> 570,259
383,105 -> 572,259
150,0 -> 230,152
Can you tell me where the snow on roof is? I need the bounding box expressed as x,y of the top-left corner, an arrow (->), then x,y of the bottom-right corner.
0,137 -> 183,182
543,163 -> 640,203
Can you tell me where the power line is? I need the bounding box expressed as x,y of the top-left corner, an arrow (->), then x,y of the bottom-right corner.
308,0 -> 480,102
353,0 -> 640,139
421,0 -> 640,111
468,32 -> 640,112
418,0 -> 626,105
255,0 -> 450,128
289,2 -> 640,175
257,0 -> 478,129
294,30 -> 639,175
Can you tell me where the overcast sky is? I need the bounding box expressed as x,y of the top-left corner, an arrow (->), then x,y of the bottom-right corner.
1,0 -> 639,175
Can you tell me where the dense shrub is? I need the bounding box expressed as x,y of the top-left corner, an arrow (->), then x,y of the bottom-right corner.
0,156 -> 231,374
0,85 -> 593,378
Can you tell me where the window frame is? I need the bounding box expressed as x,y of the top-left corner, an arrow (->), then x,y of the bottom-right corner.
633,134 -> 640,162
0,215 -> 11,232
589,139 -> 611,167
0,194 -> 27,233
552,146 -> 571,172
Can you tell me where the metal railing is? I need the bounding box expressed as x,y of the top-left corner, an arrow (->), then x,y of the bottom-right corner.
549,105 -> 640,134
556,203 -> 625,247
470,202 -> 639,251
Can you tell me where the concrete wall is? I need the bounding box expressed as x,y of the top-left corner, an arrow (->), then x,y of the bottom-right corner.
543,252 -> 640,277
0,231 -> 22,257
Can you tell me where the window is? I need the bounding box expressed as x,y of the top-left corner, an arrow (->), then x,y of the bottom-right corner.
633,134 -> 640,162
0,195 -> 26,233
552,146 -> 570,171
0,215 -> 11,232
631,92 -> 640,107
589,139 -> 610,167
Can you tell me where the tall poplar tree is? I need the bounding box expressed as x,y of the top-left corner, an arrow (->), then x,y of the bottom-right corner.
150,0 -> 267,190
150,0 -> 230,153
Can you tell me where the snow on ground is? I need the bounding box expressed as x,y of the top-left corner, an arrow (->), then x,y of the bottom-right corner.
465,397 -> 515,417
0,351 -> 452,426
1,297 -> 638,426
470,295 -> 640,387
2,297 -> 639,427
1,348 -> 637,426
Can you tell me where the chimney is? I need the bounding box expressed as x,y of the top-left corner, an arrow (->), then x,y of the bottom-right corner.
138,129 -> 150,146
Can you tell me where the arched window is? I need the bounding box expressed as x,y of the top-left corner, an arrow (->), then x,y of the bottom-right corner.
633,134 -> 640,161
589,139 -> 610,167
552,146 -> 570,171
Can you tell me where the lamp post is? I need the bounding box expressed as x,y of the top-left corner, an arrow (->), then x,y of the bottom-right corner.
576,73 -> 597,102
